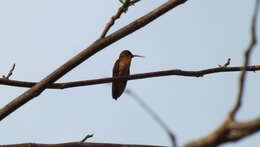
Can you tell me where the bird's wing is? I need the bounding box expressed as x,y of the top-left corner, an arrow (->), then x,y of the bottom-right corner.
112,59 -> 128,100
113,59 -> 120,77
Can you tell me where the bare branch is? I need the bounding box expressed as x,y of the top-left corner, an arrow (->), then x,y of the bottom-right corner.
1,142 -> 166,147
185,1 -> 260,146
184,117 -> 260,147
228,0 -> 259,121
2,64 -> 16,79
0,0 -> 187,121
227,118 -> 260,142
0,65 -> 259,89
3,119 -> 259,147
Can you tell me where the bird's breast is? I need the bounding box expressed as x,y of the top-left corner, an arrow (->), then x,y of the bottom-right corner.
118,57 -> 132,72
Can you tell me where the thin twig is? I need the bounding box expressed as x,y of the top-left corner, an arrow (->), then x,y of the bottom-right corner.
101,0 -> 142,38
125,89 -> 177,147
81,134 -> 94,142
0,65 -> 259,89
2,64 -> 16,79
0,0 -> 187,121
100,4 -> 126,38
223,58 -> 231,67
218,58 -> 231,67
228,0 -> 259,121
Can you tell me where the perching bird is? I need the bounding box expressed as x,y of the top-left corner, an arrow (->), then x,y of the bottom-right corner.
112,50 -> 143,100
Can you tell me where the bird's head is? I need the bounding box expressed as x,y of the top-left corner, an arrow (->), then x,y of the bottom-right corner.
119,50 -> 144,58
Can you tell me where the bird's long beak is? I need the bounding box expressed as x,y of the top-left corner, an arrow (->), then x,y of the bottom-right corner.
133,54 -> 144,58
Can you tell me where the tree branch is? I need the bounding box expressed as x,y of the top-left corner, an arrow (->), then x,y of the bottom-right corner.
184,0 -> 260,146
2,118 -> 260,147
228,0 -> 259,120
0,65 -> 259,89
0,0 -> 187,121
1,142 -> 165,147
126,89 -> 177,147
227,118 -> 260,142
184,117 -> 260,147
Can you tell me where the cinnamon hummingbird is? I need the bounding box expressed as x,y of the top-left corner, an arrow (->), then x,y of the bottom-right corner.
112,50 -> 143,100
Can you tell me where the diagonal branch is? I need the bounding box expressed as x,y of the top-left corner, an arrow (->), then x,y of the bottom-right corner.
184,0 -> 260,147
184,117 -> 260,147
0,0 -> 187,121
228,0 -> 259,120
126,89 -> 177,147
0,65 -> 259,89
226,118 -> 260,142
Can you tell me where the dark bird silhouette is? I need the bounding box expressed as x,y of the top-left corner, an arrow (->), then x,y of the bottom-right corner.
112,50 -> 143,100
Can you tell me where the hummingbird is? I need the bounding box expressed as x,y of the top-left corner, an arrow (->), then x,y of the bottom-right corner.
112,50 -> 143,100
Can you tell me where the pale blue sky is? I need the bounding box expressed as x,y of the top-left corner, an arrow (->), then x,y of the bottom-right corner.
0,0 -> 259,147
